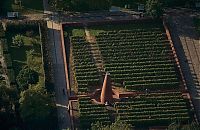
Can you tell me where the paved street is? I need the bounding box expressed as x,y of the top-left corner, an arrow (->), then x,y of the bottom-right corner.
167,9 -> 200,122
48,22 -> 71,129
42,0 -> 71,128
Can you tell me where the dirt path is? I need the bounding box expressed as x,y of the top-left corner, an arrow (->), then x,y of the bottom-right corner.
85,28 -> 96,43
84,28 -> 104,82
167,8 -> 200,122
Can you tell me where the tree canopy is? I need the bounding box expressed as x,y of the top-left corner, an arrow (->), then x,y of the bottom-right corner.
91,118 -> 132,130
146,0 -> 163,18
0,84 -> 18,129
12,34 -> 24,47
16,66 -> 39,91
19,85 -> 57,129
49,0 -> 111,11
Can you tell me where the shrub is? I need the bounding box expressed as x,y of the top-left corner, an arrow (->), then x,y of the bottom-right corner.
12,34 -> 24,47
16,66 -> 39,91
25,31 -> 34,37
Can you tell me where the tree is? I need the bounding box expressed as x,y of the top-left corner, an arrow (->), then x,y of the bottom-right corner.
48,0 -> 111,11
19,86 -> 57,129
0,84 -> 18,129
12,34 -> 24,47
16,66 -> 39,91
91,118 -> 132,130
146,0 -> 163,18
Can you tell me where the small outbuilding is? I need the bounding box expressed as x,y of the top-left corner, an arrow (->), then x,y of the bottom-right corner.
7,12 -> 19,18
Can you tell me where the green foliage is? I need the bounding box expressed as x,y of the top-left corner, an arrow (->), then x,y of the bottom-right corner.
91,118 -> 132,130
49,0 -> 111,11
0,84 -> 15,111
72,29 -> 85,36
111,0 -> 192,8
7,69 -> 16,83
0,23 -> 5,38
115,92 -> 191,127
146,0 -> 163,18
0,39 -> 8,53
79,97 -> 110,129
19,86 -> 57,129
25,30 -> 34,37
12,34 -> 24,47
71,36 -> 100,93
0,84 -> 18,129
4,54 -> 12,68
16,66 -> 39,91
167,122 -> 200,130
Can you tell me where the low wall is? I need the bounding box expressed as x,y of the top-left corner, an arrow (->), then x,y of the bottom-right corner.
163,19 -> 187,91
60,24 -> 71,96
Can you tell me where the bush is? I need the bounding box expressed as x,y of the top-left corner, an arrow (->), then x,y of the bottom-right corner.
12,34 -> 24,47
146,0 -> 163,18
25,31 -> 34,37
16,66 -> 39,91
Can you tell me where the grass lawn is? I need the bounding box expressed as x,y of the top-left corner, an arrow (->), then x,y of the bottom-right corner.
72,29 -> 85,37
64,27 -> 85,37
6,29 -> 45,85
2,0 -> 43,13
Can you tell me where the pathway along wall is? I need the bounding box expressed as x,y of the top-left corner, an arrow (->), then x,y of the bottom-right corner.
163,18 -> 199,123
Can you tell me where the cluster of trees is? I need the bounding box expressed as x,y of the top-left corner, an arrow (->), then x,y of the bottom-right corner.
0,84 -> 18,129
48,0 -> 111,11
0,22 -> 57,130
48,0 -> 198,12
112,0 -> 197,8
146,0 -> 163,18
19,85 -> 57,129
91,119 -> 200,130
16,66 -> 39,91
91,118 -> 132,130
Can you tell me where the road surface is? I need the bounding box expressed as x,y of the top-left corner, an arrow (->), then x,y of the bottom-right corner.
48,21 -> 71,129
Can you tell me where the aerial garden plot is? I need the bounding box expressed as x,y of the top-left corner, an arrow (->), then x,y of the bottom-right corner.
63,19 -> 196,129
0,21 -> 56,129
